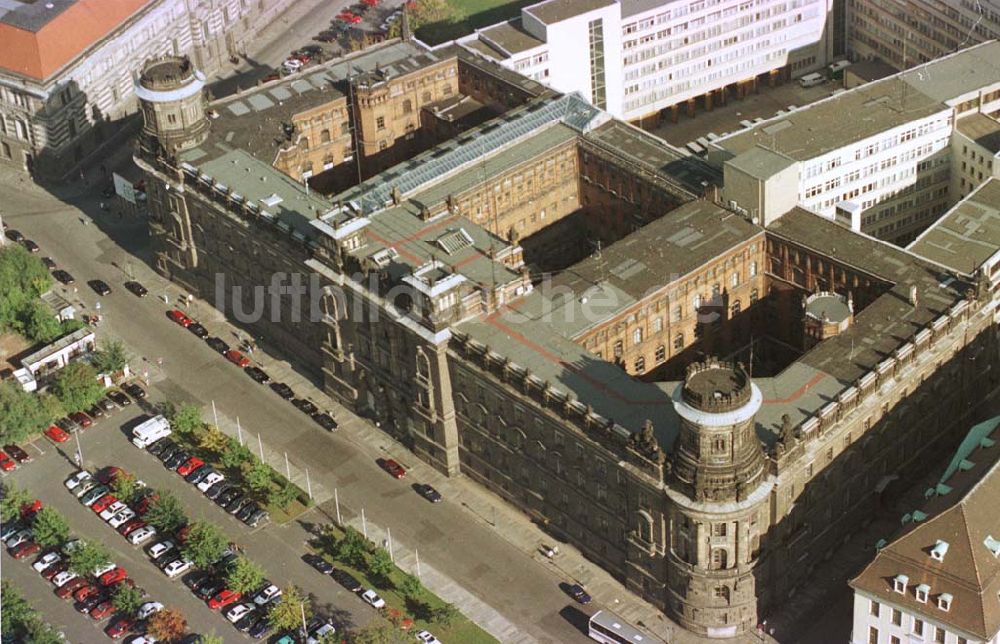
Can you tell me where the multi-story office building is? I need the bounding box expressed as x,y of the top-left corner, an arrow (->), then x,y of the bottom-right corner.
849,413 -> 1000,644
711,41 -> 1000,245
0,0 -> 297,179
847,0 -> 1000,71
450,0 -> 837,123
135,40 -> 1000,638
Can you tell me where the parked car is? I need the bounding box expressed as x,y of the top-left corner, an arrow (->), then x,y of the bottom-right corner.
331,568 -> 362,592
292,398 -> 318,415
197,471 -> 225,492
6,229 -> 24,242
415,483 -> 442,503
123,383 -> 147,400
4,444 -> 31,463
124,281 -> 148,297
40,561 -> 68,581
88,279 -> 112,296
245,366 -> 270,384
0,451 -> 16,471
248,615 -> 271,639
204,480 -> 232,500
51,570 -> 79,587
76,588 -> 107,612
228,496 -> 253,515
378,458 -> 406,479
96,466 -> 123,485
52,269 -> 75,285
105,615 -> 135,639
22,239 -> 39,252
97,397 -> 116,413
224,349 -> 251,367
252,583 -> 281,605
33,551 -> 63,572
176,456 -> 205,477
44,425 -> 70,443
55,577 -> 87,599
206,336 -> 230,354
107,390 -> 131,406
306,623 -> 336,644
69,411 -> 92,428
118,518 -> 146,537
137,601 -> 164,619
195,577 -> 226,601
147,540 -> 175,561
99,567 -> 128,587
269,382 -> 295,399
415,630 -> 443,644
304,553 -> 334,575
79,485 -> 110,506
89,599 -> 115,620
215,487 -> 241,507
147,438 -> 173,457
128,525 -> 157,545
108,509 -> 136,529
100,501 -> 128,521
65,470 -> 93,491
168,309 -> 193,327
41,256 -> 57,270
226,602 -> 256,623
165,450 -> 190,470
188,322 -> 209,338
91,494 -> 119,514
208,588 -> 242,610
361,589 -> 386,608
566,583 -> 592,604
10,541 -> 41,559
312,412 -> 338,431
163,557 -> 192,578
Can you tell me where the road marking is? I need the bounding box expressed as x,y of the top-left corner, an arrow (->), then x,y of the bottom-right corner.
28,441 -> 46,456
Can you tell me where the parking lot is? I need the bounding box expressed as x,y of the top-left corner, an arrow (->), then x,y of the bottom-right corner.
3,400 -> 377,642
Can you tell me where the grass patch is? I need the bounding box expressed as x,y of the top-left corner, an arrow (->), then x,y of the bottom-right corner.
312,524 -> 497,644
415,0 -> 537,45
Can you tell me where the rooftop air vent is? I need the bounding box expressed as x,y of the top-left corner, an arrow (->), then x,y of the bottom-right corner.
261,193 -> 283,207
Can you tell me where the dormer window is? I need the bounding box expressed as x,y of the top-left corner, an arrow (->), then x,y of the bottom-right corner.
893,574 -> 909,594
986,535 -> 1000,557
937,592 -> 952,611
915,583 -> 930,603
930,540 -> 949,562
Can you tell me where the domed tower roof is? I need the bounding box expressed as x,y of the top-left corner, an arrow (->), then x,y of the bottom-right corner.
135,56 -> 205,103
669,358 -> 766,502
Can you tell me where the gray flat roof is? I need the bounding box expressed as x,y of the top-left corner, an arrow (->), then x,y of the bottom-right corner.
726,145 -> 797,180
956,113 -> 1000,153
480,19 -> 545,55
908,178 -> 1000,276
717,77 -> 945,162
899,41 -> 1000,103
524,0 -> 615,24
0,0 -> 76,31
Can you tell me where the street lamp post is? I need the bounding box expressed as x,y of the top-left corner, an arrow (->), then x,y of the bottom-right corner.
73,427 -> 83,466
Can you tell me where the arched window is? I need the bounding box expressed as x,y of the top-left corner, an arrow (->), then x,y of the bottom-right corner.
750,288 -> 759,304
711,548 -> 728,570
632,328 -> 643,345
422,91 -> 432,103
655,345 -> 666,363
415,349 -> 431,379
749,260 -> 758,277
300,137 -> 310,150
636,510 -> 654,543
673,333 -> 684,350
402,99 -> 412,114
634,356 -> 645,373
320,129 -> 331,143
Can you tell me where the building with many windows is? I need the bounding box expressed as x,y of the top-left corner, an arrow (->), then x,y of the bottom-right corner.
847,0 -> 1000,72
451,0 -> 837,123
135,42 -> 1000,638
0,0 -> 298,179
711,40 -> 1000,245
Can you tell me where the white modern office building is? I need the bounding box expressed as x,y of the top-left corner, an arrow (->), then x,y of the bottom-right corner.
451,0 -> 837,122
710,41 -> 1000,245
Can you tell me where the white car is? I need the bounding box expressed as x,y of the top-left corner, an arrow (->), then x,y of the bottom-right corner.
137,601 -> 164,620
6,529 -> 33,548
281,58 -> 303,73
32,552 -> 62,572
307,623 -> 336,644
62,539 -> 83,554
197,472 -> 224,493
163,558 -> 192,578
73,481 -> 99,498
51,571 -> 78,587
253,583 -> 282,605
128,526 -> 157,545
127,637 -> 158,644
92,562 -> 116,577
147,540 -> 175,561
415,630 -> 442,644
64,470 -> 92,490
361,589 -> 385,609
225,602 -> 256,623
108,508 -> 136,529
100,501 -> 128,521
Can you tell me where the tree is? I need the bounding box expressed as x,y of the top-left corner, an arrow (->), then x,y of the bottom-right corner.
30,506 -> 70,547
0,245 -> 51,299
181,521 -> 228,570
387,0 -> 456,38
244,459 -> 272,495
335,526 -> 370,568
67,540 -> 112,576
1,580 -> 34,637
146,608 -> 187,641
431,603 -> 459,627
198,425 -> 230,455
145,491 -> 187,533
399,573 -> 422,600
168,403 -> 204,437
267,585 -> 311,633
225,555 -> 265,594
196,632 -> 225,644
0,380 -> 57,445
50,362 -> 104,413
269,481 -> 298,510
24,619 -> 64,644
220,438 -> 253,471
111,471 -> 140,504
0,483 -> 32,523
368,547 -> 394,585
111,584 -> 144,618
17,299 -> 62,343
348,623 -> 399,644
91,338 -> 131,375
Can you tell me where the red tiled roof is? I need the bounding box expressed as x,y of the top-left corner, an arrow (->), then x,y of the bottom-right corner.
0,0 -> 153,81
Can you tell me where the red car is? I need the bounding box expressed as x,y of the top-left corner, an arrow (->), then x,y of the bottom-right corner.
41,561 -> 68,581
11,541 -> 41,559
89,599 -> 114,620
104,615 -> 135,639
135,493 -> 159,515
207,588 -> 241,610
291,53 -> 312,64
176,456 -> 204,476
0,451 -> 16,471
99,567 -> 128,587
117,518 -> 146,537
168,309 -> 193,327
69,411 -> 92,428
74,584 -> 100,603
55,577 -> 87,599
44,425 -> 70,443
379,458 -> 406,479
91,495 -> 118,514
336,11 -> 355,21
96,466 -> 123,485
21,499 -> 42,518
224,350 -> 251,368
349,13 -> 363,23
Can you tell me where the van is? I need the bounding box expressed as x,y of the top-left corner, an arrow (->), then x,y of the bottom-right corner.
829,60 -> 850,74
798,72 -> 825,88
132,415 -> 171,449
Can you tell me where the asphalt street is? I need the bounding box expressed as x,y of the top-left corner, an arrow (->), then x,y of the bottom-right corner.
1,179 -> 596,643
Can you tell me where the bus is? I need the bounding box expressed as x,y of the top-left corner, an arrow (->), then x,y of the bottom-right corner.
588,610 -> 648,643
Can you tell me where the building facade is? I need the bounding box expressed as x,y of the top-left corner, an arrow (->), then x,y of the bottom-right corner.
450,0 -> 837,123
0,0 -> 297,179
135,45 -> 1000,638
713,41 -> 1000,245
847,0 -> 1000,71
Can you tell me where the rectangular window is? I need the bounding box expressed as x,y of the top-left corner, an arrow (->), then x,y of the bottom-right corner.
891,608 -> 901,626
376,116 -> 385,130
868,626 -> 878,644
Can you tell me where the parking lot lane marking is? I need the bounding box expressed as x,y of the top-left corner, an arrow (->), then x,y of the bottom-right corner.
29,441 -> 45,455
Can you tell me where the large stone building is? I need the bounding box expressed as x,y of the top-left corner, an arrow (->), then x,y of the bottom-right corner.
448,0 -> 839,124
847,0 -> 1000,71
0,0 -> 297,179
134,39 -> 1000,638
711,41 -> 1000,246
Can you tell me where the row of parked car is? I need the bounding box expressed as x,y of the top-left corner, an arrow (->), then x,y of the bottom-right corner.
2,493 -> 166,642
43,384 -> 147,445
166,308 -> 339,431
